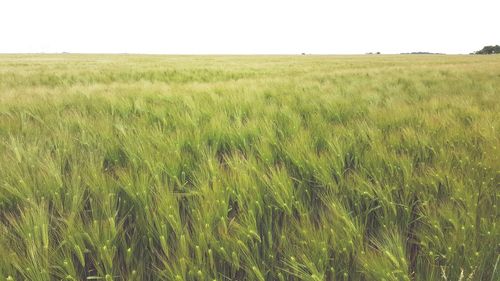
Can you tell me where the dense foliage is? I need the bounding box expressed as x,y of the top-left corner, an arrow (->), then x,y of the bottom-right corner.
0,55 -> 498,281
474,45 -> 500,55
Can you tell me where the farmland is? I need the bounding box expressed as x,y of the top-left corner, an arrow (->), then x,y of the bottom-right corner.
0,54 -> 498,280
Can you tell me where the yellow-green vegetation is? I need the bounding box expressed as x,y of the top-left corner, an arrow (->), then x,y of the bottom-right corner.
0,54 -> 498,281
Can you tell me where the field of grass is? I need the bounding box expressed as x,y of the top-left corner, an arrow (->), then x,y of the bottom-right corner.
0,54 -> 498,281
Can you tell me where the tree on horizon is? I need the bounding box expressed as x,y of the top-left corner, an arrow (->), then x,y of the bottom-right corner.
474,45 -> 500,54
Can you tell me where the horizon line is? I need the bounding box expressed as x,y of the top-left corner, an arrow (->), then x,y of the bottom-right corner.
0,52 -> 472,56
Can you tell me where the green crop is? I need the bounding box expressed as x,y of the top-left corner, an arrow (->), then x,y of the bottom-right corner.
0,54 -> 498,280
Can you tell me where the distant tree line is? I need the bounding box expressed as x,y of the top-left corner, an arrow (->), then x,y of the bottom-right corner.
400,52 -> 443,55
473,45 -> 500,55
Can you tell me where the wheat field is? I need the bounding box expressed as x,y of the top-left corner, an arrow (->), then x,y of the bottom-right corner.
0,54 -> 498,281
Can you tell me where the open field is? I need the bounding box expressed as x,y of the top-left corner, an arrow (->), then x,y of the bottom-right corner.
0,54 -> 498,281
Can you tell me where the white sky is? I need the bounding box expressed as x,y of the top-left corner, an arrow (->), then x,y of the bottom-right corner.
0,0 -> 498,54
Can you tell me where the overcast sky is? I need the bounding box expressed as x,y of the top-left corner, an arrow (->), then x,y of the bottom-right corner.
0,0 -> 498,54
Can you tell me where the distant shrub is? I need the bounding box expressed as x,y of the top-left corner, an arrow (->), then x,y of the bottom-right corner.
474,45 -> 500,54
